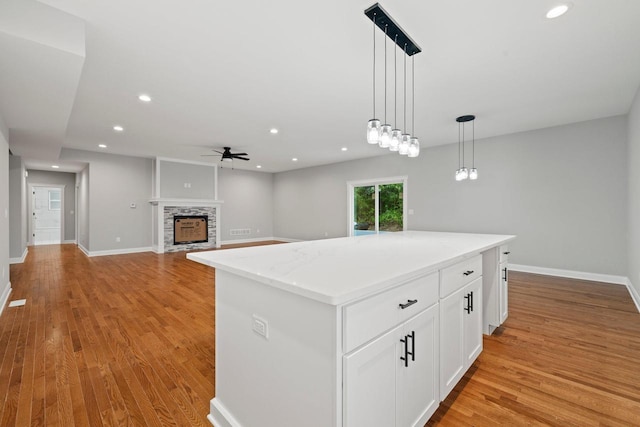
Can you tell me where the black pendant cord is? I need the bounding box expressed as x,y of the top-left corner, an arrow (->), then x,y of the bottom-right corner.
384,26 -> 388,124
412,55 -> 415,136
372,14 -> 376,119
462,121 -> 465,167
472,120 -> 475,168
403,44 -> 407,132
394,34 -> 398,129
458,122 -> 461,168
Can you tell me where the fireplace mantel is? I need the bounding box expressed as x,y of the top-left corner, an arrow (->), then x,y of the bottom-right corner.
149,198 -> 224,206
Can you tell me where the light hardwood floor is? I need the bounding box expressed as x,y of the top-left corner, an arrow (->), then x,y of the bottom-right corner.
1,244 -> 639,426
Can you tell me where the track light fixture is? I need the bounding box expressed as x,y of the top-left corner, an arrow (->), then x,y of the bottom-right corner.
365,3 -> 422,158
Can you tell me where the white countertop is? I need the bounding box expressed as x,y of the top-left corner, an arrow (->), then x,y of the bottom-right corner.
187,231 -> 515,305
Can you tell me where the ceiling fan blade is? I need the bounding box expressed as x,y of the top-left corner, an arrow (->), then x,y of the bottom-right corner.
231,152 -> 248,156
200,154 -> 220,156
233,156 -> 250,161
213,150 -> 224,154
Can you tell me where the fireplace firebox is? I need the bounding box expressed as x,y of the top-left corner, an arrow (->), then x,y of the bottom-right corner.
174,215 -> 208,245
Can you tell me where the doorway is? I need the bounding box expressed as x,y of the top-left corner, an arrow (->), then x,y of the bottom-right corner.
348,176 -> 408,236
29,185 -> 65,245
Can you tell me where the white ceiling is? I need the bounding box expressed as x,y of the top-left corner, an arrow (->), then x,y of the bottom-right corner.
2,0 -> 640,173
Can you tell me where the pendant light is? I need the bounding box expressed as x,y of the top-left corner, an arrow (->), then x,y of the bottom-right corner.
398,44 -> 411,155
379,25 -> 392,148
366,14 -> 381,145
455,115 -> 475,181
389,35 -> 401,152
364,3 -> 422,157
408,55 -> 420,158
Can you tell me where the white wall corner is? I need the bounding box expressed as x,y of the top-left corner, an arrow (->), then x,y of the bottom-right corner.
509,264 -> 628,286
78,243 -> 90,257
9,247 -> 28,264
626,278 -> 640,313
0,283 -> 12,317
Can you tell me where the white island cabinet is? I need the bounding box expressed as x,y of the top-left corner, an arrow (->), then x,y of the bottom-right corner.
187,231 -> 515,427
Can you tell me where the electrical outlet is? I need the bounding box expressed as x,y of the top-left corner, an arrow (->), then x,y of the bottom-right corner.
324,232 -> 328,237
252,315 -> 268,339
256,228 -> 260,234
116,237 -> 121,242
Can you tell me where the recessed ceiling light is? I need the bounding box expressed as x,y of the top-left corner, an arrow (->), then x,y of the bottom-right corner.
51,165 -> 59,169
270,128 -> 279,134
341,147 -> 348,152
256,165 -> 262,169
292,158 -> 298,162
546,4 -> 570,19
138,94 -> 152,102
98,144 -> 107,148
113,125 -> 124,132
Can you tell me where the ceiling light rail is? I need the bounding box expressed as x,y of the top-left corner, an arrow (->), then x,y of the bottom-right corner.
364,3 -> 421,56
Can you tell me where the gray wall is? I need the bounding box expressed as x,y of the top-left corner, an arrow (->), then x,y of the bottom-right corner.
27,169 -> 76,242
77,165 -> 90,250
9,155 -> 26,259
274,116 -> 628,276
628,88 -> 640,295
158,159 -> 216,199
62,149 -> 152,252
0,116 -> 10,307
218,168 -> 274,241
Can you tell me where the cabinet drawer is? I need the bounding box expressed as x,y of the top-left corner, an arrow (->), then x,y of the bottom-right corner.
499,245 -> 510,263
440,255 -> 482,298
343,272 -> 439,353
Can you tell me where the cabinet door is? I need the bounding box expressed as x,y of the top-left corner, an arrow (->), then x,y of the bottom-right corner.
397,304 -> 440,427
344,324 -> 401,427
463,277 -> 483,367
439,287 -> 465,401
500,261 -> 508,323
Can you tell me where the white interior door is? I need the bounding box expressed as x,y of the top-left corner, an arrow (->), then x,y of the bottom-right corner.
31,186 -> 63,245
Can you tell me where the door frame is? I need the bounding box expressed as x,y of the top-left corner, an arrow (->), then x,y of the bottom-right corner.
28,183 -> 66,246
347,176 -> 408,237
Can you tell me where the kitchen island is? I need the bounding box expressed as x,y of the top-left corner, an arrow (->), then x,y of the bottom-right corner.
187,231 -> 515,427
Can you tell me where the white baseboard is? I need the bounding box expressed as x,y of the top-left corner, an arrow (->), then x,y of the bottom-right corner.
9,247 -> 28,264
0,283 -> 12,317
63,240 -> 77,244
626,278 -> 640,313
78,243 -> 90,256
220,236 -> 302,245
509,264 -> 628,286
83,246 -> 153,257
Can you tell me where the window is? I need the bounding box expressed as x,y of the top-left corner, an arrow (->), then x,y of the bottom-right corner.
348,176 -> 408,236
48,189 -> 61,211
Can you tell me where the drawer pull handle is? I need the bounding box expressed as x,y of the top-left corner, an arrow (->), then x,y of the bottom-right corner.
503,267 -> 508,282
463,270 -> 474,276
399,299 -> 418,309
503,251 -> 511,255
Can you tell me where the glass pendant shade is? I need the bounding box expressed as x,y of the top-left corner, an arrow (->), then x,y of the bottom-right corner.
469,168 -> 478,180
389,129 -> 402,151
379,124 -> 392,148
408,137 -> 419,157
398,133 -> 411,155
367,119 -> 381,144
460,167 -> 469,180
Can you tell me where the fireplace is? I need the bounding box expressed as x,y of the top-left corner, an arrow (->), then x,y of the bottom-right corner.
174,215 -> 208,245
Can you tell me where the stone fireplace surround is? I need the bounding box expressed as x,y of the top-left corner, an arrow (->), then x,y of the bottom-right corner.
150,198 -> 222,253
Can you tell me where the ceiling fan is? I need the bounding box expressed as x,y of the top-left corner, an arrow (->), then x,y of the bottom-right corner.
202,147 -> 250,162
